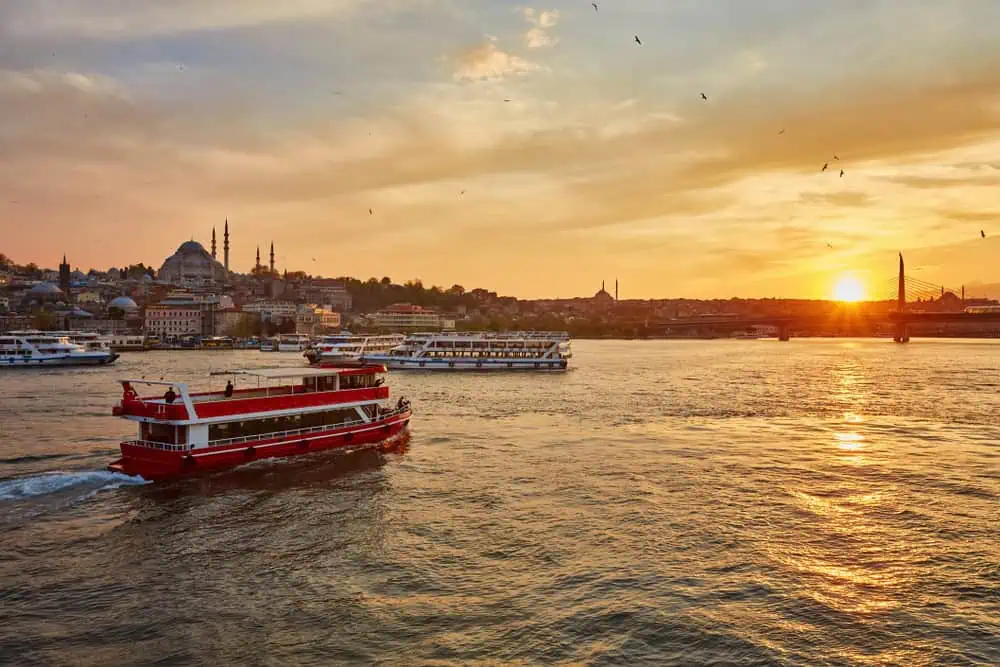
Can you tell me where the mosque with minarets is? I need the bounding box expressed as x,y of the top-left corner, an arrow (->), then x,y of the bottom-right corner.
157,221 -> 280,286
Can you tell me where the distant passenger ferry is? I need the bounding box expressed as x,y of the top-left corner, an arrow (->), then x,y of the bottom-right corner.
361,331 -> 571,371
277,333 -> 311,352
304,333 -> 406,367
108,334 -> 147,351
0,330 -> 119,367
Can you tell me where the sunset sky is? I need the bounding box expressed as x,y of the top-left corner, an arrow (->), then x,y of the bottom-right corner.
3,0 -> 1000,299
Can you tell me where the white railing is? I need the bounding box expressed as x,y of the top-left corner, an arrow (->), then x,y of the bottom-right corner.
122,403 -> 411,452
121,440 -> 190,452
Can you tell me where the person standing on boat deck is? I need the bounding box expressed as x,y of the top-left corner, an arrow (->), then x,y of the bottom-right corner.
164,387 -> 177,404
225,380 -> 234,397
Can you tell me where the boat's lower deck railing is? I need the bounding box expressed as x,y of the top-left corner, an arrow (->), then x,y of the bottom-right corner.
122,404 -> 411,452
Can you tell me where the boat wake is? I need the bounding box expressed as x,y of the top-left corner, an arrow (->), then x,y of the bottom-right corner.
0,470 -> 148,502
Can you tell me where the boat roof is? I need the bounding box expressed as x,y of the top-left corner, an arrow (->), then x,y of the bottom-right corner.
217,366 -> 386,379
122,365 -> 386,387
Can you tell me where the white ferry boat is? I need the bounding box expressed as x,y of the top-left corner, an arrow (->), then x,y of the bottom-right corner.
304,332 -> 406,367
277,333 -> 311,352
50,330 -> 113,353
361,331 -> 571,371
109,334 -> 147,351
0,330 -> 119,367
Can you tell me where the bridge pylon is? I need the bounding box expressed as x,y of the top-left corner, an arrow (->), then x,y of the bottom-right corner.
894,252 -> 910,343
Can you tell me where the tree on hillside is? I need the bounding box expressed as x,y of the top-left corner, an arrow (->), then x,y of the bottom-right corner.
226,314 -> 261,338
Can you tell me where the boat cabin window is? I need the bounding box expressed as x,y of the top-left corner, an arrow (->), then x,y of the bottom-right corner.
340,374 -> 377,390
142,422 -> 185,444
208,408 -> 360,441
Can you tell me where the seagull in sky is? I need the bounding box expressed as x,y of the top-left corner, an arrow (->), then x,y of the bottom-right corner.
369,208 -> 374,216
701,93 -> 708,101
634,35 -> 642,45
826,242 -> 834,249
833,155 -> 840,160
592,2 -> 598,11
821,162 -> 829,172
778,128 -> 785,135
981,230 -> 986,238
840,169 -> 845,178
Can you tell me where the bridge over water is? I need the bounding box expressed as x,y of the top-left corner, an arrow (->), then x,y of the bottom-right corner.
630,254 -> 997,342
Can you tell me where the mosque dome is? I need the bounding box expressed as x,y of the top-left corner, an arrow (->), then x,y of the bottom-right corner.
159,240 -> 228,285
28,282 -> 64,299
108,296 -> 139,312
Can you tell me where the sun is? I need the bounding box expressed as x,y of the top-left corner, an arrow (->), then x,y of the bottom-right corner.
833,275 -> 866,302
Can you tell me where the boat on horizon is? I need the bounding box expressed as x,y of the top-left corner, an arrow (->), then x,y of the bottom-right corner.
277,333 -> 311,352
0,330 -> 119,367
360,331 -> 572,371
304,332 -> 405,367
108,365 -> 411,480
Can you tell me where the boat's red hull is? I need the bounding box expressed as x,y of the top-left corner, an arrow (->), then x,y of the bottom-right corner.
108,412 -> 410,481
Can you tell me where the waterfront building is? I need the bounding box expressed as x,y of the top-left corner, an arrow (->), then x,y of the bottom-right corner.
371,303 -> 443,331
144,302 -> 203,338
296,305 -> 342,335
242,300 -> 298,321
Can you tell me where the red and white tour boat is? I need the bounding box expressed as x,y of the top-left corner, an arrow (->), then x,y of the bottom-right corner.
108,365 -> 411,480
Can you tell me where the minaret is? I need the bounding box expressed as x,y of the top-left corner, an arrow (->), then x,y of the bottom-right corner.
223,219 -> 230,271
59,253 -> 71,296
615,279 -> 618,302
269,242 -> 275,273
211,227 -> 217,258
601,280 -> 605,292
256,246 -> 261,272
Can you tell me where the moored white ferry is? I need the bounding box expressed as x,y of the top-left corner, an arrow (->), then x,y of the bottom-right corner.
0,330 -> 119,367
108,365 -> 411,480
361,331 -> 571,371
108,334 -> 147,351
304,332 -> 406,367
50,330 -> 113,353
277,333 -> 311,352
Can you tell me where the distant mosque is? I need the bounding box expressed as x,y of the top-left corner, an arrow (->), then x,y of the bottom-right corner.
592,279 -> 618,307
158,220 -> 232,285
158,221 -> 283,286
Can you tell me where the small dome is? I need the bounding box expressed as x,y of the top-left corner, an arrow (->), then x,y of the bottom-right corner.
108,296 -> 139,311
29,282 -> 64,297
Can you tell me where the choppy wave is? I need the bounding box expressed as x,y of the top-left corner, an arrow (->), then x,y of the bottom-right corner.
0,470 -> 147,501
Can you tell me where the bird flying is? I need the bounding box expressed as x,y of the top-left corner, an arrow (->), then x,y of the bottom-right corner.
369,208 -> 374,215
700,93 -> 708,101
826,242 -> 833,249
592,2 -> 598,11
840,169 -> 845,178
982,230 -> 986,239
634,35 -> 642,45
822,163 -> 829,172
778,129 -> 785,135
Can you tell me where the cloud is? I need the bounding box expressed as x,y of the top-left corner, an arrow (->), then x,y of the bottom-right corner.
452,39 -> 540,81
6,1 -> 1000,297
799,192 -> 875,208
521,7 -> 559,49
0,0 -> 369,39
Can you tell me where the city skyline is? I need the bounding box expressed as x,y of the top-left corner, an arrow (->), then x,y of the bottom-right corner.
3,1 -> 1000,299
